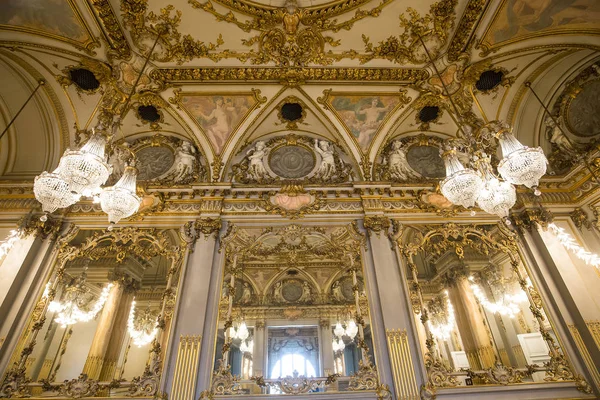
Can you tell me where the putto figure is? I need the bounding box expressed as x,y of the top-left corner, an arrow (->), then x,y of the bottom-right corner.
246,141 -> 270,181
313,139 -> 336,180
386,140 -> 422,181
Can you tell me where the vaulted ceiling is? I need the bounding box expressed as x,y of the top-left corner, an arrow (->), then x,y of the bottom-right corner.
0,0 -> 599,196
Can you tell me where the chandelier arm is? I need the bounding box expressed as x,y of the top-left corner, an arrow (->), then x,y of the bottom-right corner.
0,79 -> 45,140
525,82 -> 600,186
118,33 -> 163,123
417,36 -> 472,143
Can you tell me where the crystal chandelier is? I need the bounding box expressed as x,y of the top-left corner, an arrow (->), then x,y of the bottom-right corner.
440,148 -> 483,209
58,131 -> 111,197
332,337 -> 345,353
48,268 -> 113,328
469,276 -> 528,318
428,294 -> 456,341
474,153 -> 516,219
239,339 -> 253,355
34,33 -> 163,225
496,126 -> 547,195
100,164 -> 141,229
417,37 -> 548,219
127,299 -> 158,347
229,318 -> 250,341
333,318 -> 358,340
33,166 -> 78,219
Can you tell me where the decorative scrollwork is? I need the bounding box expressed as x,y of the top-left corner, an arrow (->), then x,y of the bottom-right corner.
348,360 -> 378,391
58,374 -> 99,399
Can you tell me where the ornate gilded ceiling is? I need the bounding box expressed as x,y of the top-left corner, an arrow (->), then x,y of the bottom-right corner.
0,0 -> 599,218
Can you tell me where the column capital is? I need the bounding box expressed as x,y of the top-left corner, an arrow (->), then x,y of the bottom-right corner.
441,264 -> 469,287
181,217 -> 222,246
20,215 -> 64,240
512,208 -> 553,233
570,207 -> 593,230
108,271 -> 140,293
363,215 -> 391,237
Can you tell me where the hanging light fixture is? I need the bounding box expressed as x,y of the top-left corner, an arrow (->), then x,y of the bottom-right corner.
496,126 -> 547,195
440,148 -> 482,209
333,321 -> 345,338
474,153 -> 516,222
33,166 -> 78,220
332,337 -> 345,353
58,130 -> 111,197
416,36 -> 547,218
48,267 -> 113,328
34,32 -> 163,225
127,299 -> 158,347
100,164 -> 141,230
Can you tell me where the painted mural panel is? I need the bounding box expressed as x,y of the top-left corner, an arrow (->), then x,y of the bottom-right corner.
327,95 -> 399,152
0,0 -> 89,43
483,0 -> 600,47
179,94 -> 256,154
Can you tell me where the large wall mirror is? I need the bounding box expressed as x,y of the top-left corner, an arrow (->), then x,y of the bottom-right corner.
398,223 -> 574,390
6,227 -> 183,398
209,224 -> 380,396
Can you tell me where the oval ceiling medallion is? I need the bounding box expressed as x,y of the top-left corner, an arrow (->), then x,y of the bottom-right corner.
406,145 -> 446,178
135,146 -> 175,181
567,79 -> 600,137
269,145 -> 316,179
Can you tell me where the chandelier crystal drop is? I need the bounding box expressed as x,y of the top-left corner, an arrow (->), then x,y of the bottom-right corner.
333,321 -> 345,338
236,319 -> 250,341
33,167 -> 78,218
439,149 -> 483,209
59,132 -> 111,196
345,319 -> 358,340
496,128 -> 548,193
99,165 -> 141,228
475,154 -> 517,219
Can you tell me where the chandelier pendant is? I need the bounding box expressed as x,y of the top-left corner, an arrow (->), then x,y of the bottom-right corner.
33,167 -> 78,219
100,165 -> 141,229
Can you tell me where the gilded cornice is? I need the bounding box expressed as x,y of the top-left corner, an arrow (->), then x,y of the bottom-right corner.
208,0 -> 376,19
151,67 -> 428,84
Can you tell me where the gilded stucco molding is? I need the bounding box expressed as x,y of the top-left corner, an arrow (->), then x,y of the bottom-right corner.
446,0 -> 488,61
88,0 -> 132,59
188,0 -> 393,67
151,67 -> 428,84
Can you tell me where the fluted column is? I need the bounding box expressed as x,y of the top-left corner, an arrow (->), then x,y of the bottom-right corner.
444,267 -> 495,370
162,218 -> 223,399
361,215 -> 425,397
98,276 -> 137,382
82,274 -> 138,379
320,319 -> 334,376
0,218 -> 68,377
252,321 -> 265,377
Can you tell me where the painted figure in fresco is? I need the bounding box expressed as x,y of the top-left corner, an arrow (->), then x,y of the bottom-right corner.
246,141 -> 270,181
196,97 -> 236,151
493,0 -> 600,43
355,98 -> 393,149
386,141 -> 422,181
0,0 -> 87,41
313,139 -> 336,180
166,140 -> 197,182
331,280 -> 345,302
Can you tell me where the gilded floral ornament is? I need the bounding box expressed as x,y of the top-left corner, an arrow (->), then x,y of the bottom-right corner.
210,360 -> 242,395
121,0 -> 224,64
469,361 -> 523,385
58,374 -> 100,399
348,360 -> 379,391
356,0 -> 458,64
188,0 -> 393,66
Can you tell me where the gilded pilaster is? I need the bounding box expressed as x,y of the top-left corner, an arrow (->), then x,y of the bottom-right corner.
170,335 -> 202,400
386,329 -> 419,400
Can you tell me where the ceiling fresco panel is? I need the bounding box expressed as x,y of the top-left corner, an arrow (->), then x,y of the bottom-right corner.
480,0 -> 600,52
173,90 -> 265,155
319,91 -> 410,153
0,0 -> 97,52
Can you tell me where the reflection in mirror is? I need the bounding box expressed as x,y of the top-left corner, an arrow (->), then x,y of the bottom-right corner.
8,228 -> 182,397
208,224 -> 381,396
399,223 -> 571,389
